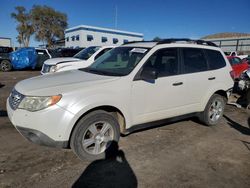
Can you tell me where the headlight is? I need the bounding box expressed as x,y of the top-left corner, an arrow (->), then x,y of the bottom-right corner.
50,65 -> 57,73
51,65 -> 72,72
18,95 -> 62,112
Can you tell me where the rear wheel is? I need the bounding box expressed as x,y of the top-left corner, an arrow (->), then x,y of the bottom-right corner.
70,110 -> 120,161
199,94 -> 226,126
0,60 -> 12,72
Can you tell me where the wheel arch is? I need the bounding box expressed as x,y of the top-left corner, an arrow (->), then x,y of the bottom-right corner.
214,90 -> 228,101
200,87 -> 229,112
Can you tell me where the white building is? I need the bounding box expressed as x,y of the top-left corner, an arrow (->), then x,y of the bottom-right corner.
65,25 -> 144,48
0,37 -> 11,47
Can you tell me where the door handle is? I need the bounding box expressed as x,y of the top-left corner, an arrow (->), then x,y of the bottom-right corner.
172,82 -> 183,86
208,77 -> 216,80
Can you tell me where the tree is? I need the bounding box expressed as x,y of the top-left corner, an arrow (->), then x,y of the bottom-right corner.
153,37 -> 162,42
11,6 -> 34,47
31,5 -> 68,47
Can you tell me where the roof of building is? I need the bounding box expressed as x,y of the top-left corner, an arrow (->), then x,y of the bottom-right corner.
202,32 -> 250,39
65,25 -> 143,38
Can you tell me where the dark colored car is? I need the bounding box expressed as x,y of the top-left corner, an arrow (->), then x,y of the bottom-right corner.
0,46 -> 13,71
52,48 -> 83,58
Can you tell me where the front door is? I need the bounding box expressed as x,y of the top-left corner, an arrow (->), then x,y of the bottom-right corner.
131,48 -> 188,125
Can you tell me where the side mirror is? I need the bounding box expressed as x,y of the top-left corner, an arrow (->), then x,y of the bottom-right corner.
140,67 -> 158,81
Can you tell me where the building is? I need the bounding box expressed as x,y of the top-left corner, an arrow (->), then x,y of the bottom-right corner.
206,37 -> 250,53
0,37 -> 11,47
65,25 -> 144,48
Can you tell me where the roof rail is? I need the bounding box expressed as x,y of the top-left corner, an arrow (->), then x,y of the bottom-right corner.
123,40 -> 154,45
156,38 -> 218,47
123,38 -> 218,47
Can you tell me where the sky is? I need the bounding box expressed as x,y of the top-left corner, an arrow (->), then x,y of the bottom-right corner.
0,0 -> 250,47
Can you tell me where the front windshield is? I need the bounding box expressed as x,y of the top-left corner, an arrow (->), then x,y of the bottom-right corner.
73,46 -> 100,60
83,47 -> 149,76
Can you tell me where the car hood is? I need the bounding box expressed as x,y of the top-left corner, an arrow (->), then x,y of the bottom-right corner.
15,69 -> 120,96
44,57 -> 82,65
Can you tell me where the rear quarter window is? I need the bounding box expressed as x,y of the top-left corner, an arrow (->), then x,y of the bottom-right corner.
182,48 -> 208,73
204,49 -> 226,70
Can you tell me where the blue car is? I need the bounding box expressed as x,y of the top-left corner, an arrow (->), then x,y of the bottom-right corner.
3,48 -> 52,72
10,47 -> 38,71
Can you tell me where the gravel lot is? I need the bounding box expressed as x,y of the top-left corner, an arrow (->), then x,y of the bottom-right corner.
0,71 -> 250,188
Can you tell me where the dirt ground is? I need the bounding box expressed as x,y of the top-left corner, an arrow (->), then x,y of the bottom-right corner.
0,71 -> 250,188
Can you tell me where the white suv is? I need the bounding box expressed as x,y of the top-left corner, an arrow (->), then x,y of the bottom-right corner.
7,39 -> 234,160
41,46 -> 113,74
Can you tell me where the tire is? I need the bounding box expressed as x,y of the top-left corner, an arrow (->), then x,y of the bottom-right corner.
199,94 -> 226,126
70,110 -> 120,161
246,89 -> 250,105
0,60 -> 12,72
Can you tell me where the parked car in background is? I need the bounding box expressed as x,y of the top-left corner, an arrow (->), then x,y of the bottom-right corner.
7,39 -> 234,160
5,47 -> 82,72
7,48 -> 52,71
51,48 -> 83,58
41,46 -> 113,74
0,46 -> 13,72
224,51 -> 248,59
241,56 -> 250,65
227,56 -> 249,79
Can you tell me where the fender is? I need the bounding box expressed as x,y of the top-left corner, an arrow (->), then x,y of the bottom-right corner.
64,93 -> 132,140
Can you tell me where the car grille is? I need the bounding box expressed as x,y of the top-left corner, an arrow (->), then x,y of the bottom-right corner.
42,64 -> 51,73
9,89 -> 24,110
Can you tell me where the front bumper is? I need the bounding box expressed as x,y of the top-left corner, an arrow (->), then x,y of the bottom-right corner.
16,126 -> 68,148
7,97 -> 75,148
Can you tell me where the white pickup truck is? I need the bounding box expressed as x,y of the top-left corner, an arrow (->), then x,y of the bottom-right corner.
225,51 -> 248,59
41,46 -> 113,74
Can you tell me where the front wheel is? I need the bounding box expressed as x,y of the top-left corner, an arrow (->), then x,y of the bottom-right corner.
0,60 -> 12,72
70,110 -> 120,161
199,94 -> 226,126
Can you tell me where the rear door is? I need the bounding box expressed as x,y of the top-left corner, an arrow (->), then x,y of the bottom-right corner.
179,47 -> 212,107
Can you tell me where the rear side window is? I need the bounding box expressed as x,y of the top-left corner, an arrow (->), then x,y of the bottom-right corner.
205,49 -> 226,70
182,48 -> 207,73
144,48 -> 179,77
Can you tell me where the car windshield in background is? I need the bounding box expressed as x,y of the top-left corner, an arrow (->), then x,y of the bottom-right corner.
82,47 -> 149,76
73,46 -> 100,60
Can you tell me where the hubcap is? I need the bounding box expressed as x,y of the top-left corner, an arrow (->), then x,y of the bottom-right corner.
1,61 -> 10,71
82,121 -> 114,155
209,100 -> 223,122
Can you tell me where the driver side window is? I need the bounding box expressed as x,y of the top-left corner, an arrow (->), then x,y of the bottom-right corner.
143,48 -> 179,77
